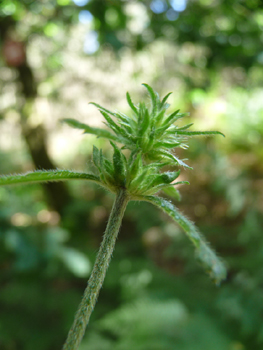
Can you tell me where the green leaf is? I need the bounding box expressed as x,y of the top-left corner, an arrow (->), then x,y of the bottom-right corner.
158,171 -> 181,185
154,110 -> 183,136
142,83 -> 158,115
173,181 -> 190,185
154,109 -> 166,126
110,142 -> 126,186
165,152 -> 191,168
152,150 -> 192,169
160,92 -> 172,108
143,196 -> 227,284
141,173 -> 164,188
90,102 -> 136,143
115,111 -> 137,127
62,118 -> 118,141
176,123 -> 194,131
141,181 -> 185,195
117,120 -> 133,134
89,102 -> 116,118
138,107 -> 150,136
155,125 -> 172,138
140,183 -> 169,195
126,92 -> 138,115
153,140 -> 181,149
99,111 -> 120,133
100,111 -> 131,140
145,162 -> 169,171
116,113 -> 136,134
104,159 -> 114,176
162,186 -> 182,201
98,150 -> 114,188
0,170 -> 101,186
129,168 -> 149,192
138,171 -> 180,194
176,130 -> 225,137
146,130 -> 155,150
93,146 -> 100,170
162,109 -> 182,127
129,152 -> 143,179
99,149 -> 104,170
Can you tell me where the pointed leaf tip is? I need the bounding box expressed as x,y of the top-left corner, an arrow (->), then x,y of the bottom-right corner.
142,83 -> 158,110
126,92 -> 138,115
92,146 -> 100,169
161,92 -> 173,107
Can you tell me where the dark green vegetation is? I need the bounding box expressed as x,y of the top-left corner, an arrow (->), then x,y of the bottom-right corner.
1,0 -> 263,349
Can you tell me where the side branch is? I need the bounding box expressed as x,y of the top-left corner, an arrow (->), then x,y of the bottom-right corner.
0,170 -> 101,186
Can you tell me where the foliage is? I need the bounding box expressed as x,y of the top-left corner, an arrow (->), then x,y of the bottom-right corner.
80,298 -> 231,350
1,84 -> 226,283
62,84 -> 223,195
1,1 -> 263,349
0,85 -> 226,349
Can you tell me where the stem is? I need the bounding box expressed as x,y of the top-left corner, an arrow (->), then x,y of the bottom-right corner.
0,170 -> 101,186
62,188 -> 129,350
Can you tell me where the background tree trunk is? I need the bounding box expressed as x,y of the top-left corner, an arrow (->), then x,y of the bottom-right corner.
1,17 -> 71,214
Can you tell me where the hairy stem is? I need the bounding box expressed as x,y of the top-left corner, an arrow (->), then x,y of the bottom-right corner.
0,170 -> 101,186
62,188 -> 129,350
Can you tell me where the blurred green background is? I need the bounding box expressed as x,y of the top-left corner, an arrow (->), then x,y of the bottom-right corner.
0,1 -> 263,349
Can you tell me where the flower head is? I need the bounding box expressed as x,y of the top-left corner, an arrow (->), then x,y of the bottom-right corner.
63,84 -> 224,197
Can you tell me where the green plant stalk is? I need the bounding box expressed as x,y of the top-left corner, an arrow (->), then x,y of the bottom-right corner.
62,188 -> 129,350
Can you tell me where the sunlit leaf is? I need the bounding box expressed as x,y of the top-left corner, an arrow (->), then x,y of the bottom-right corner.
126,92 -> 138,115
160,92 -> 172,108
62,118 -> 118,141
89,102 -> 116,117
142,83 -> 158,115
176,130 -> 225,137
162,186 -> 182,201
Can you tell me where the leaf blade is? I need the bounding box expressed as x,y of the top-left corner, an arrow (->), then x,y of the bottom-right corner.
176,130 -> 225,137
126,92 -> 138,115
143,195 -> 227,284
62,118 -> 118,141
162,186 -> 181,201
142,83 -> 158,115
110,142 -> 126,186
160,92 -> 172,107
92,146 -> 101,170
